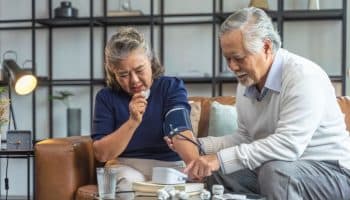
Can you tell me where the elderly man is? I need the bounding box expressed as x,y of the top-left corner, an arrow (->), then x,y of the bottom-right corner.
169,7 -> 350,200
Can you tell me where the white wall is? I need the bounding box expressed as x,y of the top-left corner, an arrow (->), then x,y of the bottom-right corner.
0,0 -> 348,197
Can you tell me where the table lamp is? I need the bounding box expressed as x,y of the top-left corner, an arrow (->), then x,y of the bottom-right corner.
2,59 -> 37,95
1,53 -> 38,150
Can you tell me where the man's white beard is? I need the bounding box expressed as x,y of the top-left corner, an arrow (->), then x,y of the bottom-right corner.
238,76 -> 255,87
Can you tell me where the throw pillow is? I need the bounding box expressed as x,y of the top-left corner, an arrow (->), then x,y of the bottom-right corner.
208,101 -> 238,137
189,101 -> 201,137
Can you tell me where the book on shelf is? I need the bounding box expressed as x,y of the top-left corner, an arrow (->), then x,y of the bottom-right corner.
107,10 -> 143,17
132,181 -> 204,197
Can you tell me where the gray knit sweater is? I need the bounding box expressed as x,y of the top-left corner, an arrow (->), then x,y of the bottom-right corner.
199,49 -> 350,174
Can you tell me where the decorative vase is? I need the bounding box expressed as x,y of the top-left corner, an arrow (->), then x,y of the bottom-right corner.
308,0 -> 320,10
119,0 -> 132,11
67,108 -> 81,136
54,1 -> 78,18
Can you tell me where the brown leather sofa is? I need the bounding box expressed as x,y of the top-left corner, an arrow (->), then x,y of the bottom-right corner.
34,96 -> 350,200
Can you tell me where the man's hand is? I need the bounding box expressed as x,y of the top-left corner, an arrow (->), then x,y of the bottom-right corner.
184,154 -> 220,180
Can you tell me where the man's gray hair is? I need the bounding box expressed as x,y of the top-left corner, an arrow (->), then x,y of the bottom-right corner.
219,7 -> 281,54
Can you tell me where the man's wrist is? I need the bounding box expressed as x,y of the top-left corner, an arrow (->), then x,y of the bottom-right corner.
196,138 -> 205,155
216,151 -> 225,173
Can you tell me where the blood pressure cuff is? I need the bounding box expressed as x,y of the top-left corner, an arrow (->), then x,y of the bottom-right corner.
163,107 -> 192,137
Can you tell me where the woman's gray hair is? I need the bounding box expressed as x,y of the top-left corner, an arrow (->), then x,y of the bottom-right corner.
104,27 -> 164,90
219,7 -> 281,54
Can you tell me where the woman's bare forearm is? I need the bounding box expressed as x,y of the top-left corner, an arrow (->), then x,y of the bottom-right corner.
93,119 -> 139,162
172,130 -> 200,165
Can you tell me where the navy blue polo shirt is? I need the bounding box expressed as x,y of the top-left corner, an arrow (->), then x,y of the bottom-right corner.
91,76 -> 191,161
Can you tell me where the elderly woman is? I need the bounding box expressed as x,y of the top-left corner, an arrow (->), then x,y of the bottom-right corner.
91,27 -> 199,195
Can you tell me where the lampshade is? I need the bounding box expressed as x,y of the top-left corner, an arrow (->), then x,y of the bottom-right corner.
2,59 -> 37,95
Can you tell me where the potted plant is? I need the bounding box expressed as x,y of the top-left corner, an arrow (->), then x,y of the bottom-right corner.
0,87 -> 9,148
50,90 -> 81,136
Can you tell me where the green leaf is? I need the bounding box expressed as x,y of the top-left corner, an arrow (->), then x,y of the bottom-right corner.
49,90 -> 74,108
0,87 -> 7,95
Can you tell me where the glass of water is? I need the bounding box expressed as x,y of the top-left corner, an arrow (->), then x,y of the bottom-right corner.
96,167 -> 118,199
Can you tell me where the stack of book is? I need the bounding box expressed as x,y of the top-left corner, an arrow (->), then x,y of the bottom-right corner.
132,181 -> 204,198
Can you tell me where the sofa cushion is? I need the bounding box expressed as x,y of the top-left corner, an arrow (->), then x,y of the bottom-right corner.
189,101 -> 201,137
208,101 -> 238,137
188,96 -> 236,138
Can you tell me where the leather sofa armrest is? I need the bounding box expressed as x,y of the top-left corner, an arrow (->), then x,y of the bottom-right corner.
35,136 -> 96,200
